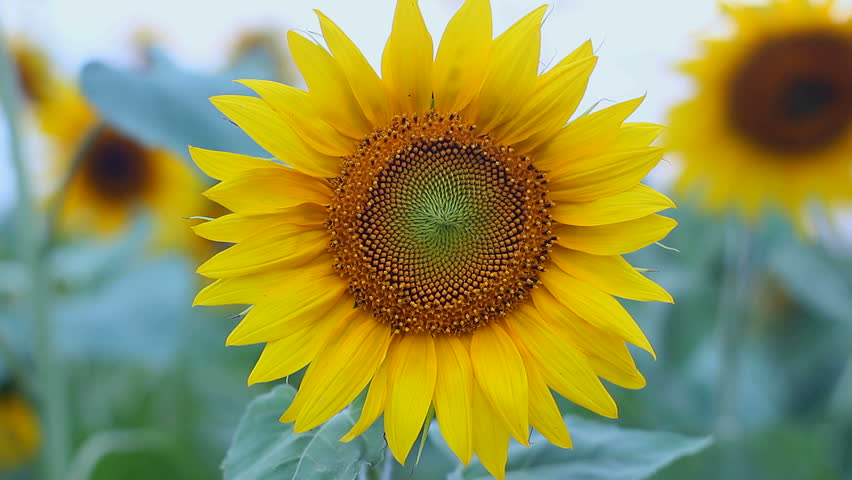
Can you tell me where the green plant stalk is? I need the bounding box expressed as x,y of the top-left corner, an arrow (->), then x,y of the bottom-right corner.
42,124 -> 102,254
66,429 -> 169,480
0,31 -> 67,480
715,217 -> 755,478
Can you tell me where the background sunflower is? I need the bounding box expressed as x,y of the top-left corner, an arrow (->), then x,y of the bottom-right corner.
0,377 -> 40,471
38,85 -> 206,249
667,0 -> 852,229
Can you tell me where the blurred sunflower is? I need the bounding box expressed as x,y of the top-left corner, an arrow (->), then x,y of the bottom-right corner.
0,378 -> 40,470
227,29 -> 295,82
193,0 -> 675,477
668,0 -> 852,227
37,84 -> 206,251
8,38 -> 55,107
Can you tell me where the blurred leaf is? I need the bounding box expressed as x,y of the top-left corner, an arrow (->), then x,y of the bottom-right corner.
226,43 -> 289,82
829,355 -> 852,420
0,260 -> 27,298
50,217 -> 151,293
768,242 -> 852,326
452,416 -> 711,480
54,255 -> 193,367
658,423 -> 844,480
389,422 -> 461,480
222,384 -> 385,480
81,52 -> 267,160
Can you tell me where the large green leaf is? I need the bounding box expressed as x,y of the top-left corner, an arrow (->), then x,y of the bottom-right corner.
222,384 -> 385,480
54,254 -> 193,368
451,416 -> 711,480
80,51 -> 267,160
768,242 -> 852,326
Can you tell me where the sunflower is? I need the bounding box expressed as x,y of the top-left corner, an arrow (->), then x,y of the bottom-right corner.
0,378 -> 40,470
7,37 -> 55,107
37,84 -> 206,249
192,1 -> 675,477
668,0 -> 852,227
227,29 -> 296,82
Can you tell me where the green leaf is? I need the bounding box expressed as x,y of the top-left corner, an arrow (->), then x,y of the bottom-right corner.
226,41 -> 293,83
54,255 -> 194,368
768,242 -> 852,326
452,416 -> 712,480
80,51 -> 267,161
222,384 -> 385,480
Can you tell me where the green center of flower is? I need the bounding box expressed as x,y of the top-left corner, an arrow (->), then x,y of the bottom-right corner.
328,113 -> 552,335
728,31 -> 852,154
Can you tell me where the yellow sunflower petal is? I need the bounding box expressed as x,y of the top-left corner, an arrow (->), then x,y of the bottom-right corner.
287,310 -> 392,432
433,0 -> 492,113
382,0 -> 433,114
193,270 -> 283,307
471,383 -> 510,480
614,122 -> 664,148
210,95 -> 339,178
385,334 -> 438,464
586,353 -> 646,390
192,204 -> 328,243
539,266 -> 655,356
287,31 -> 371,138
507,306 -> 618,418
547,147 -> 665,203
433,336 -> 474,465
340,360 -> 389,442
531,289 -> 645,389
547,39 -> 594,72
237,79 -> 356,156
196,225 -> 327,278
513,338 -> 572,449
551,183 -> 675,226
202,167 -> 332,213
278,303 -> 358,423
555,214 -> 677,255
550,247 -> 673,303
226,265 -> 347,346
189,146 -> 283,181
492,55 -> 597,146
466,5 -> 547,134
470,322 -> 529,446
247,307 -> 341,384
531,96 -> 643,171
315,10 -> 391,127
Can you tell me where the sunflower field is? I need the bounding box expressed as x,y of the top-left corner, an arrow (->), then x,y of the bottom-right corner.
1,1 -> 851,479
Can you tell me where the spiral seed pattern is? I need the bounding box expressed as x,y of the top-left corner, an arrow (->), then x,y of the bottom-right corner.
328,113 -> 553,335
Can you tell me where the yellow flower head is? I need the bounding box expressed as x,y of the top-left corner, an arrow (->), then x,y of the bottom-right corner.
38,84 -> 206,251
192,1 -> 675,478
668,0 -> 852,228
0,379 -> 40,471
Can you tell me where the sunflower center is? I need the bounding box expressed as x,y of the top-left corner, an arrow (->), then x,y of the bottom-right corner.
728,31 -> 852,153
328,113 -> 552,335
82,128 -> 151,202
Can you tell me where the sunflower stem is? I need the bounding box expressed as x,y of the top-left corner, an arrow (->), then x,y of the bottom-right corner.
0,29 -> 68,480
41,123 -> 103,253
715,217 -> 756,478
379,445 -> 394,480
66,429 -> 169,480
0,328 -> 26,388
